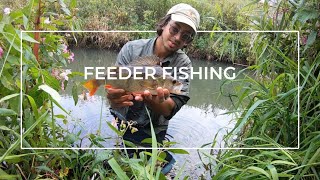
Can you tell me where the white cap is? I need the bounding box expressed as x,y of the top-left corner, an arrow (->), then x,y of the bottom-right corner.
166,3 -> 200,33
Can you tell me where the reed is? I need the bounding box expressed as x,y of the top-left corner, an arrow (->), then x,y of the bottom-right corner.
200,0 -> 320,178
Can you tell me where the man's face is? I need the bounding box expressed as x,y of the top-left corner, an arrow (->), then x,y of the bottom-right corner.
161,20 -> 194,52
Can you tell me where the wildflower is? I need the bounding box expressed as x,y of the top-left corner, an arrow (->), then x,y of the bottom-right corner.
4,8 -> 10,15
51,68 -> 73,91
59,69 -> 72,81
48,52 -> 53,57
61,81 -> 65,91
62,44 -> 68,53
0,47 -> 3,58
44,17 -> 50,24
131,127 -> 138,134
111,118 -> 118,127
301,35 -> 307,45
65,69 -> 72,75
51,68 -> 60,79
120,120 -> 126,129
68,52 -> 74,62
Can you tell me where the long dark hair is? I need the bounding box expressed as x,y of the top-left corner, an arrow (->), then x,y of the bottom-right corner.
156,15 -> 171,36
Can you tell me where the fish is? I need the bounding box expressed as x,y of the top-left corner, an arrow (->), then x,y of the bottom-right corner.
83,55 -> 183,96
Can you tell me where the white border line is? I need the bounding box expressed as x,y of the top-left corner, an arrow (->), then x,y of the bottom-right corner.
20,30 -> 300,150
20,31 -> 23,150
297,31 -> 300,149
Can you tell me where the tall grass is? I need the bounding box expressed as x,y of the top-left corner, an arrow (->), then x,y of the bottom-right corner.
73,0 -> 253,64
200,0 -> 320,178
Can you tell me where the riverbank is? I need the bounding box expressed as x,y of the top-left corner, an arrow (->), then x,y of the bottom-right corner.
70,0 -> 254,65
66,31 -> 252,66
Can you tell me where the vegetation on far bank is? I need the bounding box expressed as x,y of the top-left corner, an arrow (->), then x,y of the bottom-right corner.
72,0 -> 258,65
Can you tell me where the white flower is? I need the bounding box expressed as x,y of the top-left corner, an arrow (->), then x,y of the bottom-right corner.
59,72 -> 68,81
59,69 -> 72,81
48,52 -> 53,57
44,17 -> 50,24
65,69 -> 72,75
4,8 -> 11,15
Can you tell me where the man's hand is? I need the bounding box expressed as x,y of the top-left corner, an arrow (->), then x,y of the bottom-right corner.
134,87 -> 170,104
134,87 -> 174,117
106,88 -> 134,108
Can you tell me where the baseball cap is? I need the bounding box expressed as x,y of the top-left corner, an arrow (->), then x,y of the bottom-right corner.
166,3 -> 200,33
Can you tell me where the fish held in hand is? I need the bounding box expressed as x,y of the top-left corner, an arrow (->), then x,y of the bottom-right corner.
83,56 -> 183,96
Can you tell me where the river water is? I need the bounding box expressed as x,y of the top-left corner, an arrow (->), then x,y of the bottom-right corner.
53,48 -> 243,177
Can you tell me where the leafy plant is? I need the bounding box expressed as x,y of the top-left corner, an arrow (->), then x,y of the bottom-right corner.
201,0 -> 320,178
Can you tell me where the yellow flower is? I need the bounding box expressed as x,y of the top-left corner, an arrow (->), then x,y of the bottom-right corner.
131,127 -> 138,134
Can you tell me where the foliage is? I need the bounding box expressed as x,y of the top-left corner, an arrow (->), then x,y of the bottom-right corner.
0,1 -> 187,178
200,0 -> 320,179
74,0 -> 254,64
0,0 -> 90,178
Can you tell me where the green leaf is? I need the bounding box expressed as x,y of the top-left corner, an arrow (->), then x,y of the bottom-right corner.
0,74 -> 14,91
50,96 -> 69,115
0,108 -> 17,116
306,31 -> 317,46
61,7 -> 71,16
26,95 -> 39,120
270,160 -> 297,166
42,70 -> 60,91
141,138 -> 152,144
9,10 -> 23,20
38,84 -> 61,102
3,153 -> 43,162
58,0 -> 67,8
70,0 -> 77,8
23,14 -> 28,29
293,8 -> 318,24
9,95 -> 20,115
0,126 -> 12,131
94,151 -> 112,164
3,26 -> 20,52
267,164 -> 279,180
106,121 -> 121,136
123,140 -> 137,148
0,93 -> 19,103
21,32 -> 39,43
246,166 -> 271,179
232,99 -> 268,134
0,171 -> 18,180
54,114 -> 66,119
35,165 -> 56,175
72,83 -> 78,105
144,106 -> 158,178
0,111 -> 48,162
168,149 -> 189,154
108,158 -> 130,180
65,133 -> 78,144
